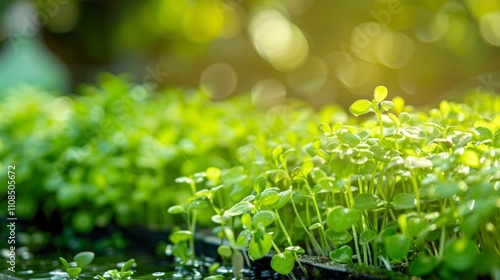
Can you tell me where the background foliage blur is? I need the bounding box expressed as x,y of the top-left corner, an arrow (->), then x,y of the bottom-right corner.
1,0 -> 499,107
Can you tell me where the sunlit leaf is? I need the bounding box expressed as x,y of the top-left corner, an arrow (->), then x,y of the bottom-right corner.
349,99 -> 372,116
374,85 -> 388,102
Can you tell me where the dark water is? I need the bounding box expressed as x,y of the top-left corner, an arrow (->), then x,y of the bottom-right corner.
0,253 -> 280,280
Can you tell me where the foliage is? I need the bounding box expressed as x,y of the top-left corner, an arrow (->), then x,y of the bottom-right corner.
0,76 -> 498,278
169,86 -> 500,279
59,251 -> 94,279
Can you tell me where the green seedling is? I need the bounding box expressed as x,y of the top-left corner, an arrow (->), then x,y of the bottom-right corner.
97,258 -> 135,280
59,251 -> 94,279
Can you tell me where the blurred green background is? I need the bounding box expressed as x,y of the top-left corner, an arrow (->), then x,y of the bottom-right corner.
1,0 -> 499,107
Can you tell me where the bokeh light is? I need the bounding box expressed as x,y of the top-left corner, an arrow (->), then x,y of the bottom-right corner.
249,6 -> 309,72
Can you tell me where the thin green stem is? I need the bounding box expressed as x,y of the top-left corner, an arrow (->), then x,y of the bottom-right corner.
291,193 -> 323,255
352,225 -> 362,266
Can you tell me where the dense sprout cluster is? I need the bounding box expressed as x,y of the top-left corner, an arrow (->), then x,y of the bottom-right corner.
0,77 -> 498,278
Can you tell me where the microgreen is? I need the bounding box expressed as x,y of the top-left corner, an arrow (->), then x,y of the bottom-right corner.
59,251 -> 95,279
97,259 -> 135,280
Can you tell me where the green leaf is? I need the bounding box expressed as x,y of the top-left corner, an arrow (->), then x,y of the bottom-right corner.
241,213 -> 252,230
329,245 -> 353,264
460,149 -> 480,168
354,193 -> 379,210
409,254 -> 438,276
169,230 -> 192,244
318,122 -> 331,134
349,99 -> 372,116
272,146 -> 283,157
268,189 -> 292,210
378,101 -> 394,112
374,85 -> 388,102
388,113 -> 400,126
327,206 -> 360,232
308,222 -> 322,230
120,259 -> 135,273
443,238 -> 477,272
74,251 -> 94,269
393,193 -> 416,210
59,257 -> 70,269
167,205 -> 186,214
399,112 -> 410,123
217,245 -> 232,258
301,161 -> 314,176
271,170 -> 288,183
384,234 -> 412,260
66,267 -> 82,278
206,167 -> 221,184
338,132 -> 361,147
189,198 -> 210,209
325,229 -> 353,246
271,251 -> 295,275
290,167 -> 302,178
249,233 -> 273,260
252,210 -> 275,228
359,230 -> 377,245
259,190 -> 280,205
285,246 -> 305,254
204,275 -> 225,280
407,216 -> 426,237
226,201 -> 254,216
253,175 -> 267,194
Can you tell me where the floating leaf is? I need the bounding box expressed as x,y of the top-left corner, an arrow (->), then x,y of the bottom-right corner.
349,99 -> 372,116
329,245 -> 353,264
271,251 -> 295,275
374,85 -> 388,102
